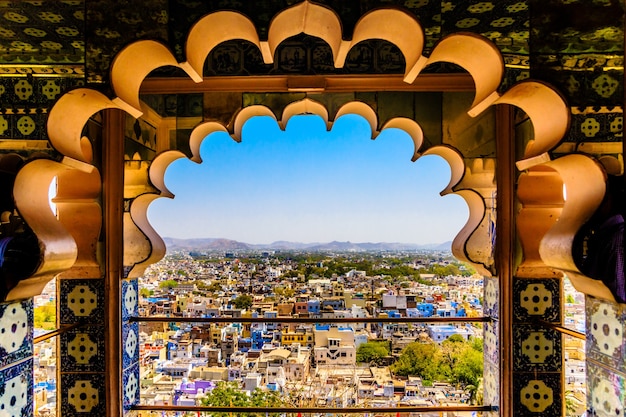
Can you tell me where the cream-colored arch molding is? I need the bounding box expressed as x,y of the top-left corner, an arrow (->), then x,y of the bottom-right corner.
422,33 -> 504,115
48,89 -> 119,164
516,154 -> 612,297
265,1 -> 342,65
422,147 -> 493,275
539,156 -> 613,300
21,1 -> 576,296
7,89 -> 112,300
183,11 -> 265,81
111,40 -> 197,119
8,158 -> 100,301
334,8 -> 427,83
496,81 -> 570,170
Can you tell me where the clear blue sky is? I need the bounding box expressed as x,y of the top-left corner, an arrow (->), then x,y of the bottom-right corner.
147,114 -> 468,245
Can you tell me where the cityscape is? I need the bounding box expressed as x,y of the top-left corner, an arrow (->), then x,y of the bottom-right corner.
32,243 -> 587,416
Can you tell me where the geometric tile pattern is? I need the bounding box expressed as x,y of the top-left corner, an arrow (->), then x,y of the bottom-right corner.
60,326 -> 106,373
59,277 -> 108,416
122,279 -> 138,322
60,373 -> 106,417
122,322 -> 139,371
0,358 -> 33,417
59,279 -> 105,325
587,361 -> 626,417
513,372 -> 562,417
567,107 -> 624,145
513,277 -> 563,417
514,325 -> 561,372
586,296 -> 626,373
483,360 -> 500,408
0,299 -> 33,369
0,76 -> 83,144
122,278 -> 141,411
484,320 -> 499,366
484,276 -> 499,319
513,278 -> 561,323
122,363 -> 140,410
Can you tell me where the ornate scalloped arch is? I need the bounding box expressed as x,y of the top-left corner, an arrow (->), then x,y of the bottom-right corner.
14,1 -> 597,298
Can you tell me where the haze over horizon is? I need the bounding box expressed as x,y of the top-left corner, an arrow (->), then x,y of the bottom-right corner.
147,114 -> 469,245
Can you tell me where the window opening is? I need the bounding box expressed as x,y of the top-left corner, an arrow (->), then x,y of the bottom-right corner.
134,113 -> 487,413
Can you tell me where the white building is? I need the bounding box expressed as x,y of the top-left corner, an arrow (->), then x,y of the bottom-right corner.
313,326 -> 356,366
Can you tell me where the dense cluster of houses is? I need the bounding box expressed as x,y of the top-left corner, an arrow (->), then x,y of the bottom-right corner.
136,252 -> 484,410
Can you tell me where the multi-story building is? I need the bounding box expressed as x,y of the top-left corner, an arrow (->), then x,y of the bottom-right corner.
313,326 -> 356,366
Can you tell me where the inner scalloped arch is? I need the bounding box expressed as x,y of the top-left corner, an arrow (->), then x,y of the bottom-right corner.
146,101 -> 485,274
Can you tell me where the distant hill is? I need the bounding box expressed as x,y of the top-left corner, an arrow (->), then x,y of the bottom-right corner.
163,237 -> 252,252
163,237 -> 451,252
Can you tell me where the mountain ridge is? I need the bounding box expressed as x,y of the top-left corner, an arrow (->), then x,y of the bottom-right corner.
162,237 -> 451,252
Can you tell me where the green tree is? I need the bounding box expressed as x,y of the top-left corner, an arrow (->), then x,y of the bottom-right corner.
207,281 -> 223,293
440,335 -> 484,388
274,286 -> 295,299
232,294 -> 253,309
159,279 -> 178,290
356,341 -> 390,364
452,344 -> 483,387
201,381 -> 284,416
391,341 -> 445,382
139,287 -> 152,298
34,302 -> 56,330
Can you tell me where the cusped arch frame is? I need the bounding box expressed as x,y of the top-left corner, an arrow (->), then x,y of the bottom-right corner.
14,1 -> 593,298
149,98 -> 491,270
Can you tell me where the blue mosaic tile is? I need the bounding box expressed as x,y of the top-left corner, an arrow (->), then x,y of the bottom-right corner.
513,373 -> 562,417
122,362 -> 140,410
484,276 -> 499,319
513,278 -> 561,323
60,373 -> 105,416
60,325 -> 105,373
122,278 -> 138,322
514,325 -> 561,372
59,278 -> 105,325
0,299 -> 33,369
587,360 -> 626,417
122,322 -> 139,370
483,360 -> 499,408
0,358 -> 33,417
484,319 -> 499,366
586,296 -> 626,373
